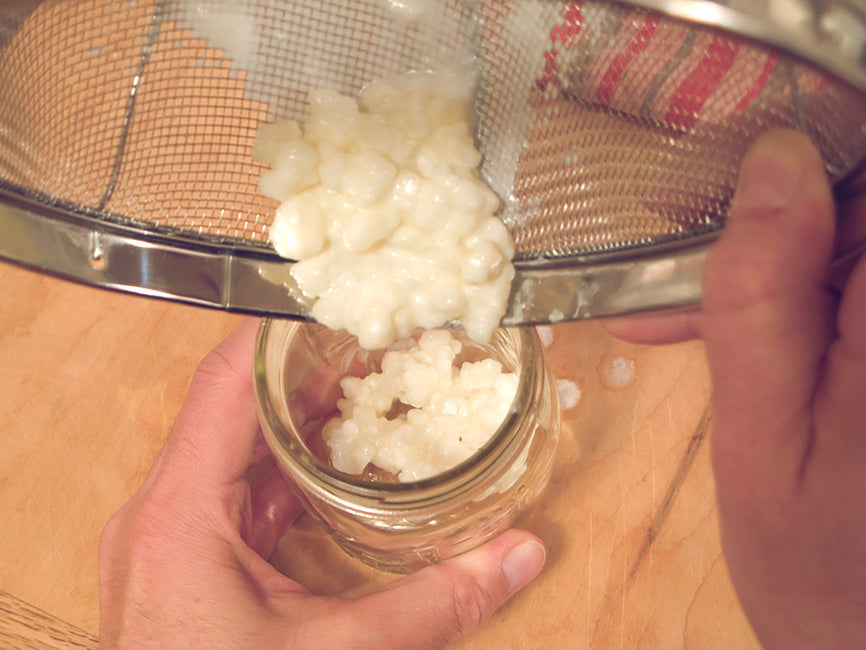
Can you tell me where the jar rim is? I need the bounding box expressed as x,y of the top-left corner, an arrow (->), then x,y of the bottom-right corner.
253,319 -> 542,497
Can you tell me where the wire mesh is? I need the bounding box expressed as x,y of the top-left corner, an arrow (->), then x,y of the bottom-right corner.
0,0 -> 864,264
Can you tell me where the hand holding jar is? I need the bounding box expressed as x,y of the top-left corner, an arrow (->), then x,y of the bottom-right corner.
607,129 -> 866,649
97,319 -> 546,648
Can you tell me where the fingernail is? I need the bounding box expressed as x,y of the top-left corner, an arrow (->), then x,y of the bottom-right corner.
502,541 -> 546,594
736,143 -> 804,212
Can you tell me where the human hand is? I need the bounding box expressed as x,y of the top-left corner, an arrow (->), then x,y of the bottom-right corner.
608,130 -> 866,648
98,319 -> 546,649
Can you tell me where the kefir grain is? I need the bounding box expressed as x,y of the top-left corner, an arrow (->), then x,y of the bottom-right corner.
255,71 -> 515,350
323,329 -> 518,481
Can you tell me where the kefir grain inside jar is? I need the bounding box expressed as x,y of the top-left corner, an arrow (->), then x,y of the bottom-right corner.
254,320 -> 560,573
323,329 -> 520,483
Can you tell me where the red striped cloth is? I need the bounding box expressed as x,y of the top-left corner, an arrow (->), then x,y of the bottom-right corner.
536,1 -> 826,132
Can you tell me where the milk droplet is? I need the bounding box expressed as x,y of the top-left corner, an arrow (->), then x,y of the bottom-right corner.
599,355 -> 636,390
556,378 -> 582,410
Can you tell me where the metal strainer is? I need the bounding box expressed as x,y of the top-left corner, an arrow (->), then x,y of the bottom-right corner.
1,0 -> 865,325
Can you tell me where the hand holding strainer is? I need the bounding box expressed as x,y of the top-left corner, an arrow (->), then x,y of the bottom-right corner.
0,0 -> 864,326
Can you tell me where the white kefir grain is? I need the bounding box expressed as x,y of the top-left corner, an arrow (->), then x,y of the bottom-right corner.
323,329 -> 518,481
255,71 -> 515,350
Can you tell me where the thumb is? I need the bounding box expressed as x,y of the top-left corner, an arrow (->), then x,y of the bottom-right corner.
702,129 -> 836,491
340,530 -> 545,649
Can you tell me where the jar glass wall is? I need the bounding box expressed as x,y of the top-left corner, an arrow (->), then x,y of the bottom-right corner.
254,320 -> 560,574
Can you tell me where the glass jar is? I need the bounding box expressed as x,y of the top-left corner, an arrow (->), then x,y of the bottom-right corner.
253,319 -> 560,574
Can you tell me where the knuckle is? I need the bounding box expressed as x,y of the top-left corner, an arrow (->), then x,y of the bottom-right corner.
97,498 -> 168,577
193,347 -> 234,386
445,570 -> 492,636
188,344 -> 250,404
97,508 -> 126,559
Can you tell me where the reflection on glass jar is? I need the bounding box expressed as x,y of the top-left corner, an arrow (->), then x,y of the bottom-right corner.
254,319 -> 560,574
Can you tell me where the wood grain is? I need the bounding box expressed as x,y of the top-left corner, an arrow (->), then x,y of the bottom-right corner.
1,1 -> 760,645
269,321 -> 760,648
0,262 -> 242,634
0,590 -> 97,650
0,254 -> 761,648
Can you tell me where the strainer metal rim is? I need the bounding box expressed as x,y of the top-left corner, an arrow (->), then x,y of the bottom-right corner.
0,185 -> 712,324
1,0 -> 863,327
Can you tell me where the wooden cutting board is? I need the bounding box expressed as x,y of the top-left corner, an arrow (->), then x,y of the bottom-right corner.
0,260 -> 759,648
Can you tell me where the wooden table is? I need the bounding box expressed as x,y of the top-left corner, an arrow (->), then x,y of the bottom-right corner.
0,260 -> 760,648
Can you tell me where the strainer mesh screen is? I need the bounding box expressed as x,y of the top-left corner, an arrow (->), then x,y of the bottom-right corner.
1,0 -> 865,262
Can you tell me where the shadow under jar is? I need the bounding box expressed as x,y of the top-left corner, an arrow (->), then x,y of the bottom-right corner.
254,319 -> 560,574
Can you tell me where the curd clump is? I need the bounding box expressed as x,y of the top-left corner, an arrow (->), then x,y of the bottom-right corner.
254,71 -> 515,350
322,329 -> 518,482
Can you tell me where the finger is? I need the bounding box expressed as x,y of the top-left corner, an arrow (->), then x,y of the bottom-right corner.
834,252 -> 866,367
836,192 -> 866,259
702,130 -> 836,486
603,308 -> 701,345
335,530 -> 545,649
150,318 -> 262,493
829,193 -> 866,291
245,466 -> 304,559
815,251 -> 866,449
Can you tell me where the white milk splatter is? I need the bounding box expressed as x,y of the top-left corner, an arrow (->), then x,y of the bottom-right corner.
599,355 -> 636,390
556,378 -> 582,410
187,1 -> 258,73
